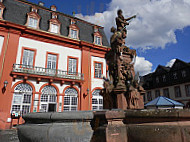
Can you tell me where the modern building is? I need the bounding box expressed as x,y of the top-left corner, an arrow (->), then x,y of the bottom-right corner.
0,0 -> 110,129
142,59 -> 190,108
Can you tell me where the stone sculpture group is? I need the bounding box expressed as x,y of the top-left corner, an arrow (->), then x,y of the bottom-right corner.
101,9 -> 144,109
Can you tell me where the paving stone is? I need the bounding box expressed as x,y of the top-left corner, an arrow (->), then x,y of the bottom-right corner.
0,129 -> 19,142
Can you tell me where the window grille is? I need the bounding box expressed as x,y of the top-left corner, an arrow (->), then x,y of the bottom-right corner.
70,29 -> 77,39
174,86 -> 181,98
155,90 -> 160,98
182,70 -> 186,78
51,24 -> 58,33
185,85 -> 190,97
47,54 -> 57,74
94,63 -> 102,78
29,17 -> 38,28
92,89 -> 103,110
162,75 -> 166,82
22,49 -> 34,67
147,91 -> 152,101
40,86 -> 57,112
11,83 -> 32,115
95,36 -> 101,45
163,88 -> 170,98
68,58 -> 77,74
64,88 -> 78,111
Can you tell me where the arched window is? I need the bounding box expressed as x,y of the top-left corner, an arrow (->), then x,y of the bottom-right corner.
92,89 -> 103,110
64,88 -> 78,111
40,85 -> 57,112
11,83 -> 33,114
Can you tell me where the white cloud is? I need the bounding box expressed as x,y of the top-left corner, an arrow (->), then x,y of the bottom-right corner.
134,56 -> 153,76
76,0 -> 190,49
166,59 -> 176,67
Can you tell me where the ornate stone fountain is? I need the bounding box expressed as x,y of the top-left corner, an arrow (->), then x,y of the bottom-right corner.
100,9 -> 144,110
17,10 -> 190,142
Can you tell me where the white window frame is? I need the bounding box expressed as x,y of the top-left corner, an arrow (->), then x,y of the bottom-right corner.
47,54 -> 57,74
70,29 -> 77,39
11,83 -> 33,115
50,23 -> 59,33
95,36 -> 101,45
94,62 -> 102,78
40,86 -> 57,112
28,17 -> 38,28
22,49 -> 34,67
64,88 -> 78,111
68,58 -> 77,74
92,89 -> 103,110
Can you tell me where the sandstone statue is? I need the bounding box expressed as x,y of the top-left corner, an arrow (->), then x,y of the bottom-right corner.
102,9 -> 145,109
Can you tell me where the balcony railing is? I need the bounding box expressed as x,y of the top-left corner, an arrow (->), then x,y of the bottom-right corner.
12,64 -> 84,80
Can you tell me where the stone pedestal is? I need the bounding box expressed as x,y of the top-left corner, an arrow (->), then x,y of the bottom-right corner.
113,86 -> 128,110
116,92 -> 127,110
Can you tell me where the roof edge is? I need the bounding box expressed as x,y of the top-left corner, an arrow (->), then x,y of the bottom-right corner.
16,0 -> 104,29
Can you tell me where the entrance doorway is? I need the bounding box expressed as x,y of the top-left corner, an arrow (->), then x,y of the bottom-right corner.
48,104 -> 56,112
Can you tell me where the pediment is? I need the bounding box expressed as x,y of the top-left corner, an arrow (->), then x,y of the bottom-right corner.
49,18 -> 61,24
170,59 -> 189,71
27,11 -> 41,19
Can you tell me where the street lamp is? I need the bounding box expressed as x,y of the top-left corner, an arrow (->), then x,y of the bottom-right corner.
87,88 -> 89,95
4,80 -> 8,88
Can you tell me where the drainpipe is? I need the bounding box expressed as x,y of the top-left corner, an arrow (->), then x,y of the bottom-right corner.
88,48 -> 91,110
0,32 -> 10,83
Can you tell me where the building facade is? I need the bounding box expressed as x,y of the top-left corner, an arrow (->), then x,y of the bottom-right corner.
142,59 -> 190,108
0,0 -> 110,129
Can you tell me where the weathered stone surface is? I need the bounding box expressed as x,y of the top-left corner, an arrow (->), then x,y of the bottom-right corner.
18,124 -> 50,142
50,111 -> 94,121
106,110 -> 125,120
125,109 -> 179,118
18,122 -> 93,142
0,129 -> 19,142
48,122 -> 93,142
178,109 -> 190,118
127,124 -> 190,142
23,112 -> 52,123
17,109 -> 190,142
106,122 -> 127,142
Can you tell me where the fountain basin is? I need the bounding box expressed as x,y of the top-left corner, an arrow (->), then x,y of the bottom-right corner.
17,109 -> 190,142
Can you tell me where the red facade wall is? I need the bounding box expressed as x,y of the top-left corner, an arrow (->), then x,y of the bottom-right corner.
0,21 -> 108,129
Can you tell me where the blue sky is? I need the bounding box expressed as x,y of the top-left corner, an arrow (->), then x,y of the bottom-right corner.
28,0 -> 111,15
28,0 -> 190,75
137,26 -> 190,70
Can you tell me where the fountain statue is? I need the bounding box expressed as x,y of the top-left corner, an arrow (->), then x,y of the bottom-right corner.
100,9 -> 145,110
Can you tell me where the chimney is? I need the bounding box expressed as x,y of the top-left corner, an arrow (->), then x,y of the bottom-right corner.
51,5 -> 56,11
72,11 -> 75,17
38,1 -> 44,7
